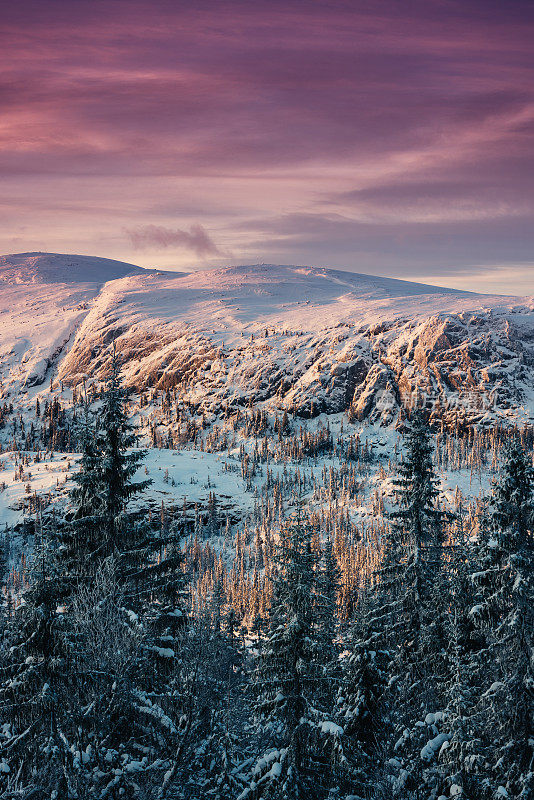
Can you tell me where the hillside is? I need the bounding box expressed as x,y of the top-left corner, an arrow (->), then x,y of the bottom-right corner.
58,263 -> 533,426
0,255 -> 532,426
0,252 -> 151,390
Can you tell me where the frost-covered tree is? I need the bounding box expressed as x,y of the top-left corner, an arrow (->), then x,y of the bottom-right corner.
385,413 -> 448,669
374,413 -> 450,797
437,537 -> 488,800
61,400 -> 105,579
61,351 -> 150,585
243,515 -> 347,800
312,535 -> 340,702
0,515 -> 73,798
64,354 -> 185,615
390,412 -> 444,636
157,607 -> 248,800
337,583 -> 390,795
0,353 -> 191,798
98,348 -> 151,554
468,437 -> 534,799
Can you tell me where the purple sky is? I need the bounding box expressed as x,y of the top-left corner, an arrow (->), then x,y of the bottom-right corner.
2,0 -> 533,293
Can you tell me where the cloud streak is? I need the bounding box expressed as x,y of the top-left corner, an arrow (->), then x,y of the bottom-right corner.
126,224 -> 223,256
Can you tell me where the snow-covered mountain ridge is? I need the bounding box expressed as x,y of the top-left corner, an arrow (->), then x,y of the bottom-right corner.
1,253 -> 533,425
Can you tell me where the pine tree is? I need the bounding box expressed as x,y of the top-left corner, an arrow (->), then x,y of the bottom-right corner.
375,413 -> 450,797
244,515 -> 347,800
429,514 -> 488,800
61,400 -> 106,579
64,352 -> 185,611
387,412 -> 447,664
313,536 -> 339,672
337,582 -> 390,795
469,437 -> 534,798
0,514 -> 74,798
99,347 -> 151,555
0,351 -> 191,798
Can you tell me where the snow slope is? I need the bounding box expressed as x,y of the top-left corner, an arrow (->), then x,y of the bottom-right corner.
0,253 -> 149,391
58,263 -> 508,340
1,254 -> 533,424
0,252 -> 147,284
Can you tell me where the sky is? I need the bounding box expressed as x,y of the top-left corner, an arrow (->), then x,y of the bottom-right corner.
1,0 -> 533,294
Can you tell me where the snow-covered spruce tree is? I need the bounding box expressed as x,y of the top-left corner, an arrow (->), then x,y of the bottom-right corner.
313,535 -> 341,706
467,436 -> 534,799
95,353 -> 188,636
376,412 -> 451,798
60,399 -> 106,581
0,514 -> 75,798
154,597 -> 249,800
388,412 -> 448,671
98,347 -> 151,561
173,604 -> 249,800
64,353 -> 185,614
389,411 -> 444,642
59,351 -> 150,586
432,518 -> 489,800
0,353 -> 190,798
242,514 -> 348,800
63,353 -> 189,797
60,559 -> 149,799
337,592 -> 388,796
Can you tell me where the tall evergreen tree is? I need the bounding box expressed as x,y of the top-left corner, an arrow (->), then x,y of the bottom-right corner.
61,400 -> 105,578
313,535 -> 340,699
469,437 -> 534,799
373,413 -> 450,797
243,515 -> 347,800
99,348 -> 151,555
0,349 -> 189,798
337,580 -> 390,796
438,528 -> 488,800
387,412 -> 447,664
0,514 -> 74,798
390,412 -> 444,637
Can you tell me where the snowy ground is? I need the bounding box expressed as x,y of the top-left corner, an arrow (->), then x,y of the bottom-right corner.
0,446 -> 255,531
0,418 -> 493,534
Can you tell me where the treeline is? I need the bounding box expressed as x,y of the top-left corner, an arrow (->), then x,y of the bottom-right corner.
0,367 -> 532,799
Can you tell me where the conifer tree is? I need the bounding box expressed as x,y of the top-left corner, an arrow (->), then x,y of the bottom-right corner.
386,412 -> 447,664
0,514 -> 74,798
244,515 -> 347,800
99,347 -> 151,555
0,350 -> 190,798
312,536 -> 340,695
337,581 -> 390,795
469,437 -> 534,798
373,413 -> 450,797
438,530 -> 487,800
61,400 -> 105,578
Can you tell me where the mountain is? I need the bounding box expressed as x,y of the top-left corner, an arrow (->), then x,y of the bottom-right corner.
0,254 -> 532,426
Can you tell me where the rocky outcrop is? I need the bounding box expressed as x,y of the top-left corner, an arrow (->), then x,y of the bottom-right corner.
58,307 -> 534,427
